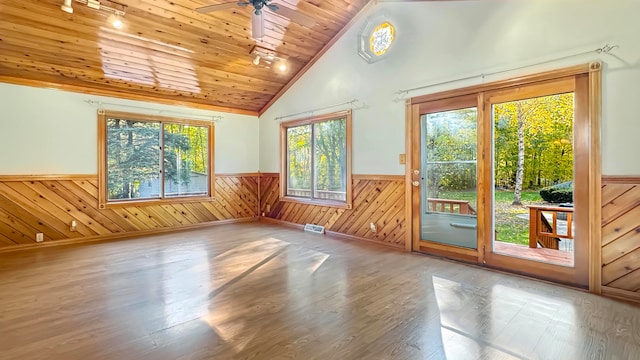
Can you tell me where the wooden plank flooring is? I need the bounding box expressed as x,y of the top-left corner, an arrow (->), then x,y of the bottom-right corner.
0,221 -> 639,359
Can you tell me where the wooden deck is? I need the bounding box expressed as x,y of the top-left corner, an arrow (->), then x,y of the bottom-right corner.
494,241 -> 574,266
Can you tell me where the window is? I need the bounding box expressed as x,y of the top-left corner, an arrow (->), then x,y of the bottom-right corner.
369,22 -> 395,56
98,110 -> 214,208
280,110 -> 352,209
357,15 -> 396,63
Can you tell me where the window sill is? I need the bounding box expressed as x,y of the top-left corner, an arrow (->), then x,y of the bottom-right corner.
99,195 -> 215,209
279,196 -> 352,209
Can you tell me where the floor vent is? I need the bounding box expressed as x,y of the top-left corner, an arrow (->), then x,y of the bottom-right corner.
304,223 -> 325,234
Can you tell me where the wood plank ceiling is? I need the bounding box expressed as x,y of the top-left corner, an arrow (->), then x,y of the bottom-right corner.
0,0 -> 368,114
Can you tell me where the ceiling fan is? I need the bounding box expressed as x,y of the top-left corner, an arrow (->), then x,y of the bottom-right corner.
196,0 -> 316,40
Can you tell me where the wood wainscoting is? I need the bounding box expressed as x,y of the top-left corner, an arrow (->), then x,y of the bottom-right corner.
0,174 -> 259,250
601,176 -> 640,302
259,173 -> 406,249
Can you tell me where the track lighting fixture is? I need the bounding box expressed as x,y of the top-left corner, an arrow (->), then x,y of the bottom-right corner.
61,0 -> 74,13
60,0 -> 127,29
249,45 -> 290,73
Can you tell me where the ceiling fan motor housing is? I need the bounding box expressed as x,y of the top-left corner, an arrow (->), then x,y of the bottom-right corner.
244,0 -> 278,14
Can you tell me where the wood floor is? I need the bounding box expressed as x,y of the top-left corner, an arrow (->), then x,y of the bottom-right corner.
1,222 -> 639,360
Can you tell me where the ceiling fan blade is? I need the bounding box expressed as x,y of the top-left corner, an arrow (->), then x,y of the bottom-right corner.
252,12 -> 264,40
196,2 -> 239,14
269,3 -> 316,28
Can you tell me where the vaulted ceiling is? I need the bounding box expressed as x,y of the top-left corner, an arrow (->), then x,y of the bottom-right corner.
0,0 -> 369,114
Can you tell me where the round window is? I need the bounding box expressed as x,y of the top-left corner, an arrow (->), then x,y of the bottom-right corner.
358,16 -> 396,63
369,22 -> 395,57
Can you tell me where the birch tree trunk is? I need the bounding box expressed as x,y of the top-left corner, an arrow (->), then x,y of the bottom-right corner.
513,102 -> 525,205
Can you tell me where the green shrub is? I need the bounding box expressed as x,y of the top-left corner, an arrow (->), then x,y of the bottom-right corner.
539,181 -> 573,203
539,187 -> 554,201
549,188 -> 573,203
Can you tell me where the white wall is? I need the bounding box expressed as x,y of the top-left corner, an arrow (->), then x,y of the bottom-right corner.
0,83 -> 259,174
259,0 -> 640,175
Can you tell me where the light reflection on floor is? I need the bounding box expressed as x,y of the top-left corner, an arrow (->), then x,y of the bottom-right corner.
433,276 -> 580,359
200,237 -> 332,354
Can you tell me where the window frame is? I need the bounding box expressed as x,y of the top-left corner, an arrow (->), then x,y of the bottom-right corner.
98,110 -> 215,209
279,110 -> 353,209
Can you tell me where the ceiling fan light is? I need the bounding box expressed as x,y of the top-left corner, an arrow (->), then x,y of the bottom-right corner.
252,55 -> 261,65
61,0 -> 73,13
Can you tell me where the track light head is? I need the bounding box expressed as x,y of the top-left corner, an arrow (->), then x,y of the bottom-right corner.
63,0 -> 127,29
61,0 -> 73,13
249,45 -> 291,73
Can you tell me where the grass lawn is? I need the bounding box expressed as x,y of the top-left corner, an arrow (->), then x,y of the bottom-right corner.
438,190 -> 544,246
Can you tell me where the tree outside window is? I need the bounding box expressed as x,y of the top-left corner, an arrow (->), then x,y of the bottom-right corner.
280,110 -> 352,209
98,111 -> 214,208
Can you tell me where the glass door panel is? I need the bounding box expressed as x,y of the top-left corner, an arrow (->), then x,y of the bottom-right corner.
420,107 -> 478,249
491,92 -> 575,266
480,76 -> 589,288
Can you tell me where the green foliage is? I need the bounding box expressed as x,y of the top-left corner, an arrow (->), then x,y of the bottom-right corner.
441,190 -> 543,245
107,119 -> 161,200
425,108 -> 477,197
315,119 -> 346,192
539,181 -> 573,203
107,119 -> 208,200
493,93 -> 574,189
287,125 -> 312,190
286,118 -> 346,196
495,190 -> 542,203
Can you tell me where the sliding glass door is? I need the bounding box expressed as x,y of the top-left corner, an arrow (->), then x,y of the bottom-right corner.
409,67 -> 598,288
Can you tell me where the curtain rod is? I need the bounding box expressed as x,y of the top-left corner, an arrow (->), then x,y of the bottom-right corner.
84,100 -> 223,122
394,43 -> 619,99
274,99 -> 359,121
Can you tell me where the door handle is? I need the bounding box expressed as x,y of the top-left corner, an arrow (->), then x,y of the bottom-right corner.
450,223 -> 477,229
412,181 -> 420,187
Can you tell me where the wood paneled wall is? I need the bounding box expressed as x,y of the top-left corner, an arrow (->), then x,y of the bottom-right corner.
5,171 -> 640,302
601,176 -> 640,301
260,174 -> 406,248
0,174 -> 258,249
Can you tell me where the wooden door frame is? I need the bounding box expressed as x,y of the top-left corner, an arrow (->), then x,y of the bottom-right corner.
404,63 -> 602,292
409,95 -> 481,263
481,75 -> 587,287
